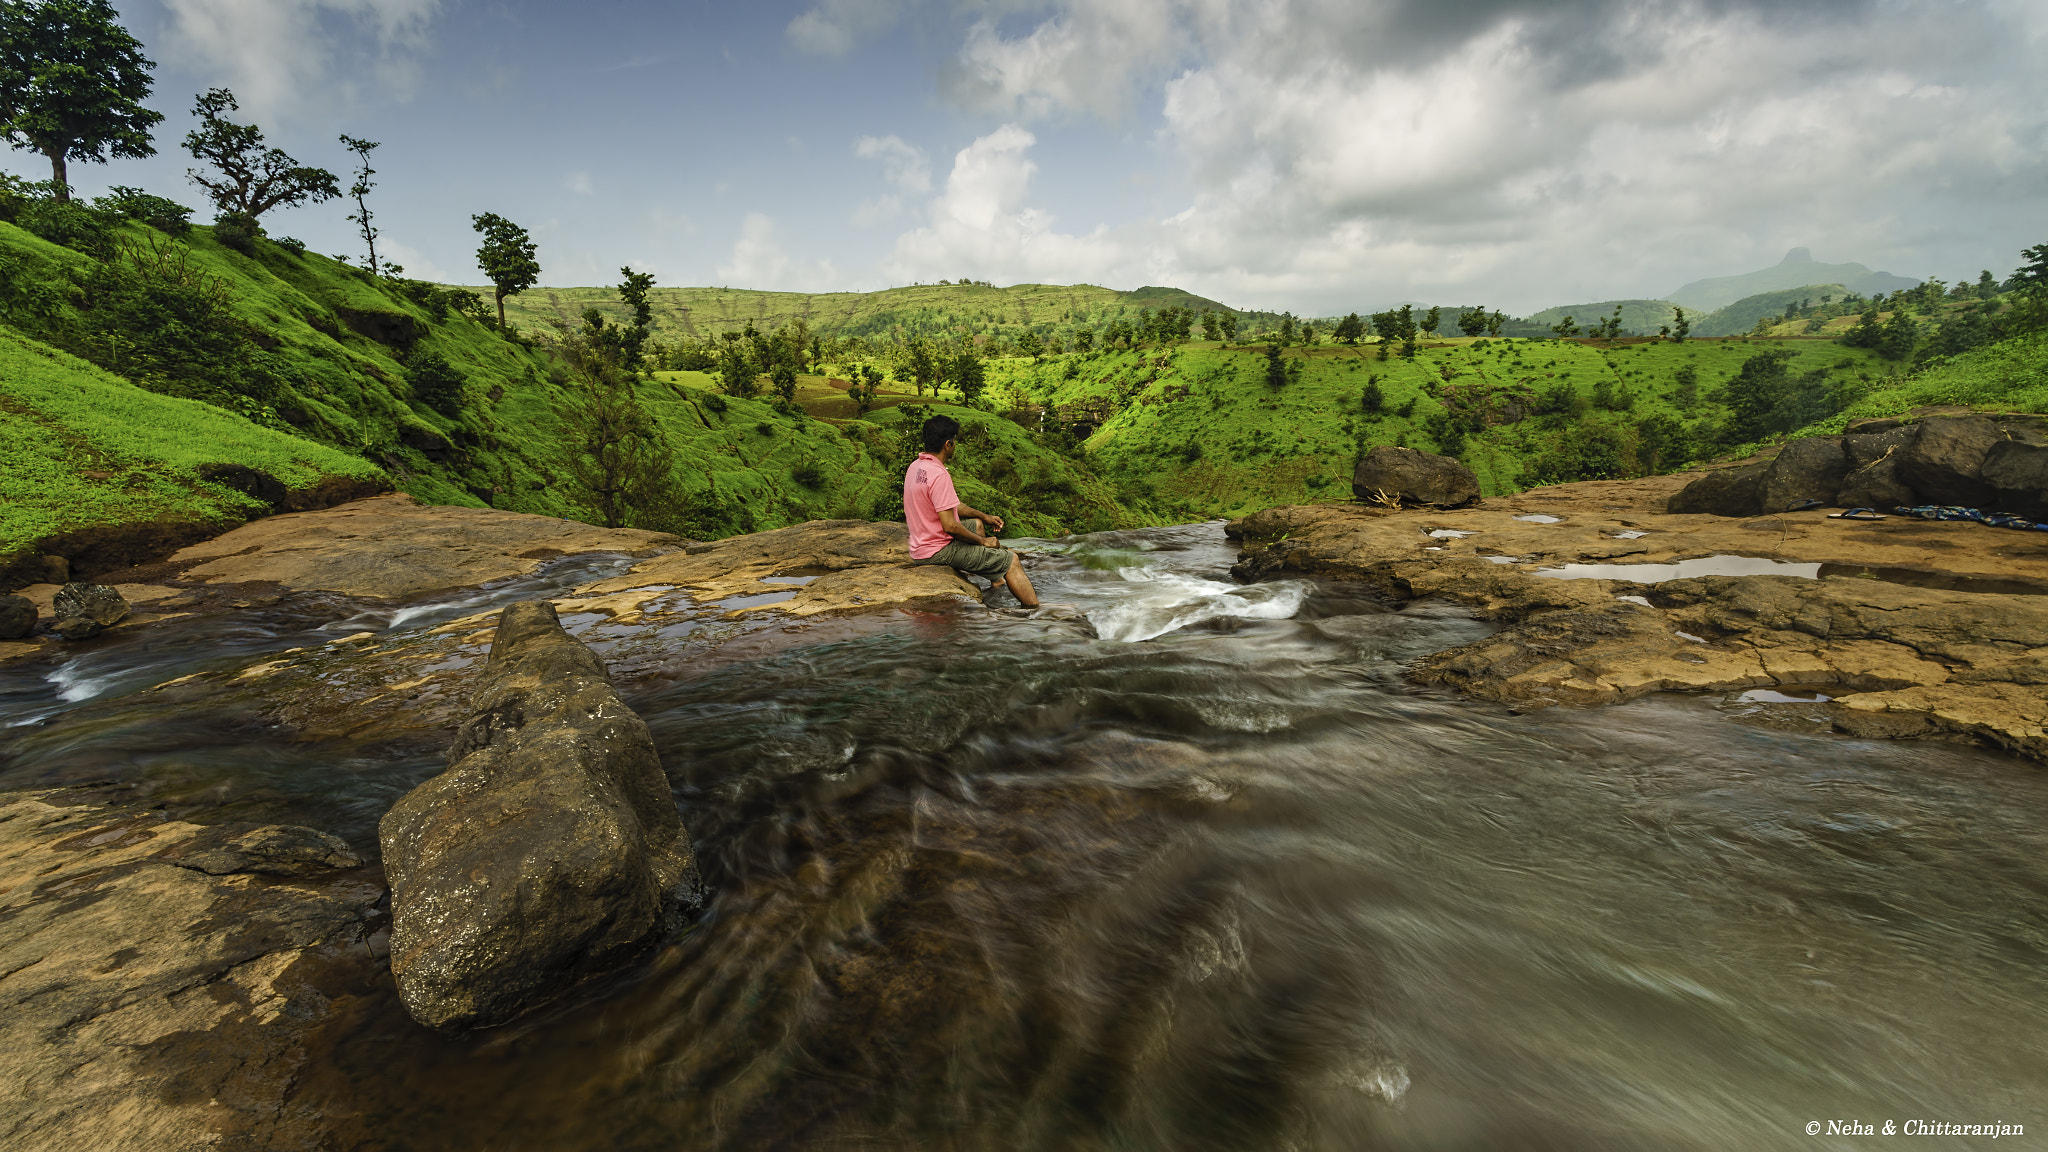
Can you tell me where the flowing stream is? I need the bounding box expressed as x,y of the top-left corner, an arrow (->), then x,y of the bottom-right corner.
4,523 -> 2046,1150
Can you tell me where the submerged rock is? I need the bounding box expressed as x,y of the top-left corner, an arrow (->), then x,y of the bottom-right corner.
0,594 -> 33,639
379,600 -> 701,1032
1351,446 -> 1479,507
49,582 -> 128,640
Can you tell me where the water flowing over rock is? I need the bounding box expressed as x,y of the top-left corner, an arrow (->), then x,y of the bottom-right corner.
49,582 -> 128,640
0,594 -> 32,639
1228,475 -> 2048,760
379,600 -> 701,1032
0,787 -> 381,1151
1351,446 -> 1480,507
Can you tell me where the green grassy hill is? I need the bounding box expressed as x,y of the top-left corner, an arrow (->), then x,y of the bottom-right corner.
3,198 -> 2034,581
481,280 -> 1281,347
984,335 -> 1900,517
0,321 -> 385,579
0,215 -> 1159,578
1520,299 -> 1679,337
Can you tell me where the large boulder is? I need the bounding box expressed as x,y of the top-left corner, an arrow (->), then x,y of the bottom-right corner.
1351,446 -> 1479,507
1667,461 -> 1769,516
379,600 -> 700,1032
0,594 -> 33,640
1894,416 -> 2002,507
49,582 -> 128,640
1759,437 -> 1849,512
1982,440 -> 2048,519
1838,455 -> 1917,512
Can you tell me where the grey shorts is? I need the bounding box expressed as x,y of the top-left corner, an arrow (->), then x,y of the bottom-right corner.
912,521 -> 1014,581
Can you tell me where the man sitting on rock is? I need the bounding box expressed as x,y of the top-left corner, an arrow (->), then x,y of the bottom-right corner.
903,415 -> 1042,609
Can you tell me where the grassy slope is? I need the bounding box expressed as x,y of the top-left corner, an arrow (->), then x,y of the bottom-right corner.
987,336 -> 1897,516
488,281 -> 1280,344
0,323 -> 381,557
1801,328 -> 2048,429
0,220 -> 1149,553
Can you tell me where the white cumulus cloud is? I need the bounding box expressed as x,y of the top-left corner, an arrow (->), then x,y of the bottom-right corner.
159,0 -> 442,121
860,0 -> 2048,313
715,213 -> 842,292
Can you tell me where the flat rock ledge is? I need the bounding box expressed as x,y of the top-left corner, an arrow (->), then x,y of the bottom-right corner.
1229,490 -> 2048,763
0,788 -> 381,1152
379,601 -> 702,1033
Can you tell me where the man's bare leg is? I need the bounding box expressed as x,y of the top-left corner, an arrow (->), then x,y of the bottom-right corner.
1003,550 -> 1040,609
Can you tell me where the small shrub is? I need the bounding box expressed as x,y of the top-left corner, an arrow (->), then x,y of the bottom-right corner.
406,348 -> 467,413
212,213 -> 261,254
702,392 -> 728,415
755,421 -> 774,436
18,197 -> 119,256
96,187 -> 194,235
791,460 -> 826,487
273,236 -> 306,255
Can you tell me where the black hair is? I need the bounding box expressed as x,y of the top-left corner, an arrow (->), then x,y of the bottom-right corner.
921,415 -> 961,453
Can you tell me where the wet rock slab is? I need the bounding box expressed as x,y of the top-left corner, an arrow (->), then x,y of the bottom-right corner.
1228,478 -> 2048,761
0,787 -> 382,1151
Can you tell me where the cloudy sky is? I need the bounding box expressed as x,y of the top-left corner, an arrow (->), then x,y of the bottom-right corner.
22,0 -> 2048,315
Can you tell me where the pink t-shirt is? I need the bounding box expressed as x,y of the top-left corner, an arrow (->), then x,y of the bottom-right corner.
903,452 -> 960,559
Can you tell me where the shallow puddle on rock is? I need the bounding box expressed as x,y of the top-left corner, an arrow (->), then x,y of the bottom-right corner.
1427,529 -> 1477,539
713,590 -> 800,610
1513,514 -> 1564,524
761,576 -> 819,586
1738,688 -> 1834,704
1536,555 -> 1822,582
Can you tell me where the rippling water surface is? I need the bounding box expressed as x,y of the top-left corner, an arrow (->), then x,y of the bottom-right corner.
5,523 -> 2047,1150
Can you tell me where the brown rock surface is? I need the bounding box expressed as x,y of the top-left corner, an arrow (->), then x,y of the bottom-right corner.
1229,473 -> 2048,760
567,518 -> 980,617
0,787 -> 383,1151
164,492 -> 681,599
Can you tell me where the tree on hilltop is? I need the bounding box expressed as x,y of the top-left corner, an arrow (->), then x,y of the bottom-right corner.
339,134 -> 381,275
617,266 -> 656,373
1550,315 -> 1580,338
1671,306 -> 1689,342
471,212 -> 539,328
0,0 -> 161,201
1421,306 -> 1441,337
184,89 -> 338,224
1456,307 -> 1488,337
1334,312 -> 1365,343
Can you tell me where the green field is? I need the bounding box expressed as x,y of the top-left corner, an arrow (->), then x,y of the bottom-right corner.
480,281 -> 1272,347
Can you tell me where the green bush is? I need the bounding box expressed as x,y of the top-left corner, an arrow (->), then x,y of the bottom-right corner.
406,348 -> 467,413
212,213 -> 261,255
95,187 -> 194,236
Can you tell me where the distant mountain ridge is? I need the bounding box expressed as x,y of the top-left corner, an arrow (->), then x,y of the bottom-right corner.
1666,248 -> 1919,312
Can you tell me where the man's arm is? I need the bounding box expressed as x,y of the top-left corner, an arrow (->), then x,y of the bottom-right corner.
937,505 -> 999,547
953,502 -> 1004,533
